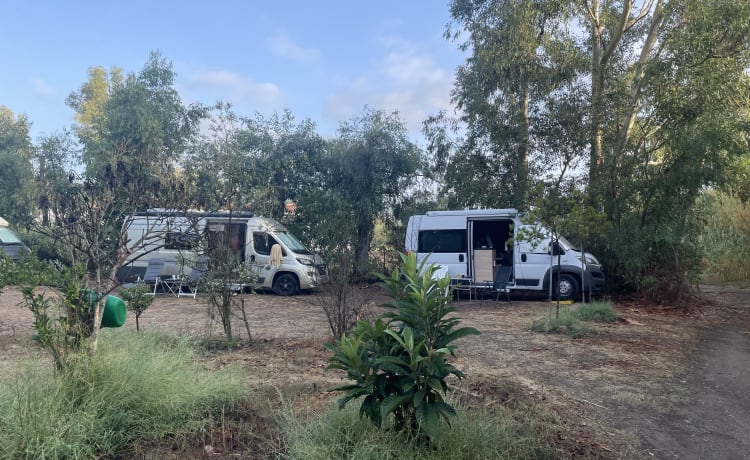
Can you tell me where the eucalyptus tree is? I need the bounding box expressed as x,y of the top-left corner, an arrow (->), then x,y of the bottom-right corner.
439,0 -> 585,209
0,107 -> 36,225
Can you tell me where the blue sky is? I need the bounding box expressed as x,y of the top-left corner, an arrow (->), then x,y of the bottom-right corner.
1,1 -> 465,145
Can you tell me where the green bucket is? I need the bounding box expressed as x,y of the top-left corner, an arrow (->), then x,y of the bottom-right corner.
80,289 -> 127,328
102,295 -> 127,328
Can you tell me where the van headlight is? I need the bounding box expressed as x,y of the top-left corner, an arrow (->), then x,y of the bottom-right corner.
577,254 -> 600,265
297,257 -> 315,266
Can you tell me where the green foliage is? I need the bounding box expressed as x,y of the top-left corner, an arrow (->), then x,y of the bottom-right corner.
282,396 -> 560,459
575,302 -> 619,323
323,108 -> 421,278
696,190 -> 750,283
325,252 -> 480,442
0,106 -> 37,225
118,283 -> 154,331
0,330 -> 248,458
18,260 -> 97,372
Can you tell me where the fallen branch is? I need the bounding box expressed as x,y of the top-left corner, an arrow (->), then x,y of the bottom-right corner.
569,396 -> 608,410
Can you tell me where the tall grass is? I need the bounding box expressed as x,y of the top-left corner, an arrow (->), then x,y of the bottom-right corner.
530,302 -> 618,338
698,191 -> 750,283
281,401 -> 561,460
0,330 -> 249,458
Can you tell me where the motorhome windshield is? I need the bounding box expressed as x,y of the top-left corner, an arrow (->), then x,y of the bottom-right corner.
0,228 -> 22,244
275,231 -> 311,255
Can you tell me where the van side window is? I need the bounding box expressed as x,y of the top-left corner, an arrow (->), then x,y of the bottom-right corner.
165,231 -> 197,250
253,232 -> 285,256
418,230 -> 467,253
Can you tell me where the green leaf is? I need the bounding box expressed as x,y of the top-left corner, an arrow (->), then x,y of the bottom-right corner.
419,404 -> 440,440
380,394 -> 411,419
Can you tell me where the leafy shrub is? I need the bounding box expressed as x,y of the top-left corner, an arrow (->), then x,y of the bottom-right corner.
325,252 -> 480,442
575,301 -> 619,323
119,283 -> 155,331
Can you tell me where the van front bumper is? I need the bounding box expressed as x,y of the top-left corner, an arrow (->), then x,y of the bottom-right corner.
586,266 -> 606,293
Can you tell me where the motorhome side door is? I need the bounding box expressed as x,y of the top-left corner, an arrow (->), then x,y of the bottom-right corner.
205,220 -> 247,264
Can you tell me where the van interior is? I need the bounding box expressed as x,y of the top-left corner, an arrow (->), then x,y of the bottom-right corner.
470,219 -> 514,281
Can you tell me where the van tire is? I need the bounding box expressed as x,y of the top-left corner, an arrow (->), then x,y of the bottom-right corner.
273,273 -> 299,296
555,274 -> 579,301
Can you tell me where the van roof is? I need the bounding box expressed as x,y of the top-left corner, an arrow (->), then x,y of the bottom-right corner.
424,208 -> 518,218
135,209 -> 255,219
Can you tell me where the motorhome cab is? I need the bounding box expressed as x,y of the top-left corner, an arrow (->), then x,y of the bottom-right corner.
118,210 -> 328,296
405,209 -> 605,300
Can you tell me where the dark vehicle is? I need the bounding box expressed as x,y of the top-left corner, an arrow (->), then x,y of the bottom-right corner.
0,217 -> 29,262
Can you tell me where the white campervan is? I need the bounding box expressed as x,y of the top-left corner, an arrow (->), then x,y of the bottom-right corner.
118,209 -> 328,296
405,209 -> 605,300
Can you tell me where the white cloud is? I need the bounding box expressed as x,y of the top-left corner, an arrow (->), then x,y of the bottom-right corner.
188,69 -> 283,113
268,32 -> 320,64
326,47 -> 455,141
31,77 -> 55,97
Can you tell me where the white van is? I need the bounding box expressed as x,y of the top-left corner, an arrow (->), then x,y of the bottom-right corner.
405,209 -> 605,300
117,209 -> 328,296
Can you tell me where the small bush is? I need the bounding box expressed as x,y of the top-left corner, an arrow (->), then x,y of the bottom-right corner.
575,301 -> 619,323
325,252 -> 480,442
0,330 -> 249,458
530,308 -> 594,338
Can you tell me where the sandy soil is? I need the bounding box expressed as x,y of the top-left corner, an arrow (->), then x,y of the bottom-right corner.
1,284 -> 748,458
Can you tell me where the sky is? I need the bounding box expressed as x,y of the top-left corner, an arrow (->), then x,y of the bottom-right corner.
1,1 -> 466,146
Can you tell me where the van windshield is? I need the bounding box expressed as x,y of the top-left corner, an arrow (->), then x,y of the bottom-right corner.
274,232 -> 311,255
0,228 -> 23,244
557,235 -> 575,251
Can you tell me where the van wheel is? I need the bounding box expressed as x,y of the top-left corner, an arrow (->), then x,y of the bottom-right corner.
555,274 -> 579,301
273,273 -> 299,296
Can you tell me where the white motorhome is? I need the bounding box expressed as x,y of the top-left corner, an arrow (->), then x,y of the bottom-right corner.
405,209 -> 605,300
117,209 -> 328,296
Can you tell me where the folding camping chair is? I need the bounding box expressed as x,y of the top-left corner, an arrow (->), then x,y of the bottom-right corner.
142,258 -> 166,295
177,257 -> 208,299
492,265 -> 512,304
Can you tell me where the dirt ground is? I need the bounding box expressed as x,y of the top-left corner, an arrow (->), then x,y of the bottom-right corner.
1,284 -> 748,459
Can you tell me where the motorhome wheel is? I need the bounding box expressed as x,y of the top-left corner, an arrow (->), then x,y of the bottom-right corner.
273,273 -> 299,296
556,274 -> 579,301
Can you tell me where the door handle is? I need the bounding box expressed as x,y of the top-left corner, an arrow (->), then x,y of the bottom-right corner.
459,254 -> 464,262
521,254 -> 527,262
